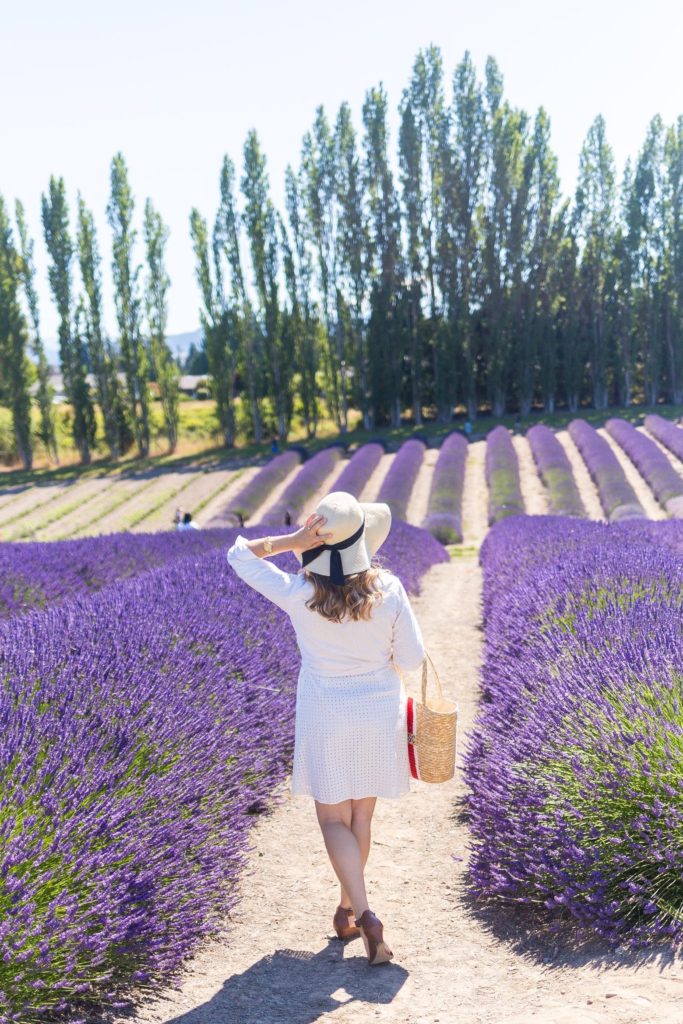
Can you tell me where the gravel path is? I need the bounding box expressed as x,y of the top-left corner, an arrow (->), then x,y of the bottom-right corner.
406,447 -> 438,527
512,434 -> 549,516
555,431 -> 605,521
358,454 -> 394,503
130,468 -> 242,533
5,475 -> 122,541
460,440 -> 488,548
252,461 -> 306,524
117,550 -> 683,1024
201,467 -> 262,528
597,428 -> 665,520
0,476 -> 100,531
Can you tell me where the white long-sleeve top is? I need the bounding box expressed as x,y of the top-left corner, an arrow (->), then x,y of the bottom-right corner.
227,535 -> 425,677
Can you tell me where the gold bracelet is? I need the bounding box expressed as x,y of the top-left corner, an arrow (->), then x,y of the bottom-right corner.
263,536 -> 274,555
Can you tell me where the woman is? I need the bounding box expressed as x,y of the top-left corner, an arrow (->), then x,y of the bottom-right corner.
227,491 -> 425,965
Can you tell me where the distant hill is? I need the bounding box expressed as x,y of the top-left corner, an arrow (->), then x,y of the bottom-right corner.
43,328 -> 203,369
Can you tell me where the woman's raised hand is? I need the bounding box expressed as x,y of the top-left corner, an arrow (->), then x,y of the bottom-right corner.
291,513 -> 333,553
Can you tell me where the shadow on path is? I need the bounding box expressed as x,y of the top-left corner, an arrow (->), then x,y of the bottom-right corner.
158,939 -> 408,1024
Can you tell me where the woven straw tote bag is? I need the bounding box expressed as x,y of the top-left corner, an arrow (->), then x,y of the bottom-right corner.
405,653 -> 457,783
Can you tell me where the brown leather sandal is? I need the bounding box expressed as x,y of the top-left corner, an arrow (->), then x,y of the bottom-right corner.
333,904 -> 361,940
354,909 -> 393,964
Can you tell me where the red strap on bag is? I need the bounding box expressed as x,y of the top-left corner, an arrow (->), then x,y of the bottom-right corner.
406,696 -> 419,780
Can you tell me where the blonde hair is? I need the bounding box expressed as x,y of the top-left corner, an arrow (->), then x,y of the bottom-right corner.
304,564 -> 385,623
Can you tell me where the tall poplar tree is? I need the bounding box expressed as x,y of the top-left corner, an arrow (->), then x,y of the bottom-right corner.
15,199 -> 57,461
77,195 -> 123,457
440,50 -> 486,419
663,116 -> 683,402
302,107 -> 346,430
242,131 -> 292,439
107,153 -> 150,456
575,116 -> 616,410
143,199 -> 179,451
189,207 -> 239,447
284,165 -> 319,437
42,176 -> 95,464
521,108 -> 561,414
334,103 -> 371,428
363,84 -> 404,427
0,195 -> 33,469
214,155 -> 262,443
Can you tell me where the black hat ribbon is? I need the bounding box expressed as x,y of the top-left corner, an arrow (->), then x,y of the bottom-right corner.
301,516 -> 366,585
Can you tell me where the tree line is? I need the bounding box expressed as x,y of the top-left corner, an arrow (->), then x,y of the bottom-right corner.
1,47 -> 682,469
0,158 -> 179,469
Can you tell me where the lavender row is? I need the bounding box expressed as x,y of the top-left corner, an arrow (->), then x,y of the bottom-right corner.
468,515 -> 683,947
376,439 -> 425,522
227,450 -> 302,522
0,521 -> 446,1020
526,424 -> 584,517
606,417 -> 683,515
484,426 -> 524,524
422,432 -> 468,543
568,419 -> 645,521
332,442 -> 384,497
0,527 -> 235,619
645,413 -> 683,463
259,446 -> 343,527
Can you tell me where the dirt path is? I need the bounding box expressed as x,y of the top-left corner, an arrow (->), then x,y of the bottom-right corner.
132,467 -> 244,533
555,431 -> 605,522
597,428 -> 665,520
638,425 -> 683,479
406,447 -> 438,527
460,440 -> 488,548
252,461 -> 305,524
358,453 -> 394,503
306,458 -> 355,518
122,555 -> 683,1024
2,475 -> 120,541
513,435 -> 549,516
202,467 -> 261,529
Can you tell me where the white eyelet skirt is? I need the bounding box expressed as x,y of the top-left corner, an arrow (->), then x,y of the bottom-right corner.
291,663 -> 412,804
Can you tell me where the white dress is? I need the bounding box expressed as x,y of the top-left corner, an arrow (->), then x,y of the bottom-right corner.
227,536 -> 425,803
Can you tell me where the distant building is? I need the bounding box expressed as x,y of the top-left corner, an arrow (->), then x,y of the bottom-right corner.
178,375 -> 211,398
29,369 -> 212,403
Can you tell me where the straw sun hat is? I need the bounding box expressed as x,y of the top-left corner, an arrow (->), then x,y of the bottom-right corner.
295,491 -> 392,585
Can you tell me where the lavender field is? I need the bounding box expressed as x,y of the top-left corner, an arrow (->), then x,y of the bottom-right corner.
6,415 -> 683,1020
0,521 -> 447,1022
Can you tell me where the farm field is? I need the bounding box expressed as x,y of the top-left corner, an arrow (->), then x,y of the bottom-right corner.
3,418 -> 683,544
5,416 -> 683,1023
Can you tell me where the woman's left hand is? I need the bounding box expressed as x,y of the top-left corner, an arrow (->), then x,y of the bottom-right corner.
290,514 -> 333,553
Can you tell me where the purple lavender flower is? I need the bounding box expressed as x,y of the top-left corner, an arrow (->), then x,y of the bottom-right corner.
485,426 -> 524,524
376,439 -> 425,521
607,417 -> 683,515
0,528 -> 233,618
0,520 -> 444,1019
645,414 -> 683,464
422,432 -> 468,543
227,450 -> 301,522
527,424 -> 584,517
333,443 -> 384,497
259,446 -> 344,527
468,514 -> 683,948
569,419 -> 645,522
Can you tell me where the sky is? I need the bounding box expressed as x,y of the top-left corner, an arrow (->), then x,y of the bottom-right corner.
3,0 -> 682,355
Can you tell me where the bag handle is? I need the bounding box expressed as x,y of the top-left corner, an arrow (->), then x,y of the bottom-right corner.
421,652 -> 444,707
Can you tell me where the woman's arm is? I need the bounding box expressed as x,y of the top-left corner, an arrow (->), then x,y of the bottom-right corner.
391,578 -> 426,673
226,514 -> 332,611
242,514 -> 333,559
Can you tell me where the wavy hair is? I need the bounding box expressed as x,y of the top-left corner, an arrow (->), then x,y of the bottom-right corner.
304,564 -> 386,623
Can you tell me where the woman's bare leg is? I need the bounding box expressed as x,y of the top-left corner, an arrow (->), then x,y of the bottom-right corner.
315,799 -> 369,920
339,797 -> 377,907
